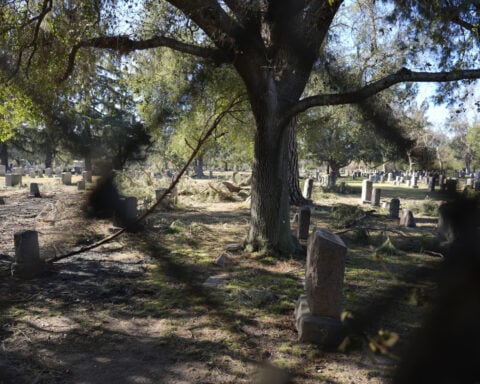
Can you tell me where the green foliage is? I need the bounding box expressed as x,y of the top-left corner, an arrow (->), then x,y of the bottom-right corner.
330,204 -> 365,229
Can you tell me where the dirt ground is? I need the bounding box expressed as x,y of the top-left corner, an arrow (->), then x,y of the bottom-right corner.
0,174 -> 441,383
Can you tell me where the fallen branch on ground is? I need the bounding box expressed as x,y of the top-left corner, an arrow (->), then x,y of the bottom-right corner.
47,95 -> 244,263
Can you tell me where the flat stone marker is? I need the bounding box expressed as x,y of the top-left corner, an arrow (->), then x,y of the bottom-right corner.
361,179 -> 373,203
11,230 -> 45,279
389,198 -> 400,219
295,228 -> 347,346
400,209 -> 416,227
303,178 -> 314,199
297,206 -> 311,240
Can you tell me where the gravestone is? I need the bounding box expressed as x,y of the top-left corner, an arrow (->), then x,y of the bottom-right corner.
368,174 -> 376,183
0,165 -> 5,176
294,228 -> 347,346
116,196 -> 138,226
466,178 -> 473,188
11,230 -> 45,279
29,170 -> 36,178
297,207 -> 311,240
380,175 -> 386,184
338,181 -> 346,194
400,209 -> 416,227
361,180 -> 373,203
77,180 -> 86,190
439,175 -> 446,192
389,198 -> 400,219
445,179 -> 458,194
428,176 -> 437,193
5,174 -> 22,187
303,178 -> 314,199
411,176 -> 418,188
62,172 -> 72,185
387,172 -> 393,182
45,168 -> 53,177
29,183 -> 41,198
82,170 -> 93,183
371,188 -> 381,206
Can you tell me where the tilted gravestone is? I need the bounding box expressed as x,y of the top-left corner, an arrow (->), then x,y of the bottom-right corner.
62,172 -> 72,185
400,209 -> 416,227
297,206 -> 311,240
389,198 -> 400,219
361,179 -> 373,203
294,228 -> 347,347
303,178 -> 314,199
11,230 -> 45,279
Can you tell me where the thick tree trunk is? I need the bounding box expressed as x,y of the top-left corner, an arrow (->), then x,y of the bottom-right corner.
195,156 -> 205,178
247,118 -> 297,255
0,143 -> 8,167
85,154 -> 92,172
288,117 -> 309,206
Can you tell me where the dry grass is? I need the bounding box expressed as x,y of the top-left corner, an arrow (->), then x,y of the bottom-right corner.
0,173 -> 443,383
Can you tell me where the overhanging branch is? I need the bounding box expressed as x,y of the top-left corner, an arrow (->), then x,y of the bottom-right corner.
60,34 -> 231,81
287,67 -> 480,120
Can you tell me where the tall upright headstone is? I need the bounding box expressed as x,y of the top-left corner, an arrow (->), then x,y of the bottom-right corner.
62,172 -> 72,185
0,165 -> 5,176
297,207 -> 311,240
303,178 -> 314,200
294,228 -> 347,346
30,183 -> 41,198
389,198 -> 400,219
361,179 -> 373,203
371,188 -> 381,206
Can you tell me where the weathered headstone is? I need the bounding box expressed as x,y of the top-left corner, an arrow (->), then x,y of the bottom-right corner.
11,230 -> 45,279
297,206 -> 311,240
77,180 -> 86,190
82,170 -> 93,183
29,183 -> 41,198
294,228 -> 347,346
115,196 -> 138,226
445,179 -> 458,194
45,168 -> 53,177
411,176 -> 418,188
389,198 -> 400,219
399,209 -> 416,227
371,188 -> 381,206
439,175 -> 446,191
338,181 -> 346,194
5,174 -> 22,187
428,176 -> 437,193
466,178 -> 473,188
0,165 -> 5,176
387,172 -> 393,182
380,175 -> 386,184
62,172 -> 72,185
303,178 -> 314,199
361,179 -> 373,203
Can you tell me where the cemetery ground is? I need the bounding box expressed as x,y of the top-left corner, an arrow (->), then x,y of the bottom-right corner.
0,173 -> 445,383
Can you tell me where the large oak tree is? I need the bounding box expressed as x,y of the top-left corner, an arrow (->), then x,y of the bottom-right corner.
2,0 -> 480,254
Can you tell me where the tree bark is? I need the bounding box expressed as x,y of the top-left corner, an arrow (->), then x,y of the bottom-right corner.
288,117 -> 309,206
0,143 -> 8,167
195,155 -> 205,178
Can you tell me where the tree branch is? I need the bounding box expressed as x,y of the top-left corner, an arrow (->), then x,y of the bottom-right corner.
287,67 -> 480,120
59,35 -> 232,82
46,94 -> 244,263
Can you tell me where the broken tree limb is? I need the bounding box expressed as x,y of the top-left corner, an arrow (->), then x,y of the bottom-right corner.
47,95 -> 245,263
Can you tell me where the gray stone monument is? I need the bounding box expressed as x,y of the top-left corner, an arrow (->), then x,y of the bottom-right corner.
116,196 -> 138,226
389,198 -> 400,219
295,228 -> 347,346
29,183 -> 41,198
0,165 -> 5,176
77,180 -> 86,190
5,174 -> 22,187
45,168 -> 53,177
61,172 -> 72,185
361,179 -> 373,203
400,209 -> 416,227
411,176 -> 418,188
82,170 -> 93,183
11,230 -> 45,279
297,207 -> 311,240
303,178 -> 314,200
371,188 -> 381,206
